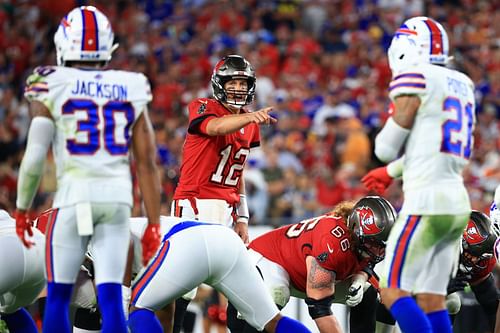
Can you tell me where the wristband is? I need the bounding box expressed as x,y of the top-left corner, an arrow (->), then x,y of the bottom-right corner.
236,194 -> 249,224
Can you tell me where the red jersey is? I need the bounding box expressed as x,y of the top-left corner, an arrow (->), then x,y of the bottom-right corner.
249,215 -> 363,292
174,98 -> 260,205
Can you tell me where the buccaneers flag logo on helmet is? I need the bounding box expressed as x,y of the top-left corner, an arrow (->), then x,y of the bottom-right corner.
356,206 -> 382,236
464,220 -> 486,245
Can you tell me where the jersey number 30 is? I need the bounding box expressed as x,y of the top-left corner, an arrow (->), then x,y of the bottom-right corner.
63,99 -> 135,155
441,97 -> 474,159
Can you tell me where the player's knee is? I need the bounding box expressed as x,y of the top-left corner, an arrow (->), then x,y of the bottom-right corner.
445,292 -> 461,315
416,293 -> 446,313
380,288 -> 410,309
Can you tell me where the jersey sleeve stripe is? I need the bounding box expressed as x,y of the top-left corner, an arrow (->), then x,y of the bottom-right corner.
25,86 -> 49,93
388,83 -> 426,92
393,73 -> 425,80
187,114 -> 217,135
250,141 -> 260,148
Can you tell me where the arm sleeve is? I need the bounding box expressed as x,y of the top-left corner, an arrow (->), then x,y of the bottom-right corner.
374,117 -> 410,163
16,117 -> 55,210
186,100 -> 218,135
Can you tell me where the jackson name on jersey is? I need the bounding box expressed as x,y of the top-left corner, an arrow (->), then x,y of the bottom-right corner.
24,66 -> 152,207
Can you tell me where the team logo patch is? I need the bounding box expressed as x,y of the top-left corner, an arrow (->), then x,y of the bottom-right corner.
355,206 -> 381,236
198,103 -> 206,114
464,220 -> 486,245
316,252 -> 328,263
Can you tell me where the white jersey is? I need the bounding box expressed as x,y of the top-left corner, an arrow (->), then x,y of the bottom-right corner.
0,210 -> 15,234
389,64 -> 475,215
0,210 -> 46,313
24,66 -> 152,207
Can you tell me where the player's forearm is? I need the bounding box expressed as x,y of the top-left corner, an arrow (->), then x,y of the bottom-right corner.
16,117 -> 54,210
16,169 -> 43,210
135,160 -> 161,225
205,114 -> 251,136
387,156 -> 404,178
315,315 -> 344,333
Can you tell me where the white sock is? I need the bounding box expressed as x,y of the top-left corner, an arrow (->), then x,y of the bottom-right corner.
122,285 -> 132,320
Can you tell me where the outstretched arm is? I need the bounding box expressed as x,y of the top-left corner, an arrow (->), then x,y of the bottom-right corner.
205,107 -> 275,136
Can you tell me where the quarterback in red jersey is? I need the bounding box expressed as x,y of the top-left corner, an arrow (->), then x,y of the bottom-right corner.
171,54 -> 276,333
227,196 -> 396,333
172,54 -> 275,240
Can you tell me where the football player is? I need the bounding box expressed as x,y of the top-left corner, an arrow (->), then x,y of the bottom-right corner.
226,196 -> 396,333
170,54 -> 276,331
15,6 -> 161,333
127,218 -> 312,333
0,209 -> 45,333
446,211 -> 499,330
373,211 -> 499,333
365,16 -> 476,333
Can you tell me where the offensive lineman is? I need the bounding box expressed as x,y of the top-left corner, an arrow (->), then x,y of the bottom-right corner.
15,6 -> 161,333
364,16 -> 476,333
227,196 -> 396,333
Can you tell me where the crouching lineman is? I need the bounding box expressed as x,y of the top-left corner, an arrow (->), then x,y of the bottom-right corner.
226,196 -> 396,333
0,209 -> 45,333
128,217 -> 312,333
447,211 -> 499,329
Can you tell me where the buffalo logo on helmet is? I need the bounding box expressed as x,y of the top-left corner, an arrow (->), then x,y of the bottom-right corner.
464,220 -> 486,245
355,206 -> 382,236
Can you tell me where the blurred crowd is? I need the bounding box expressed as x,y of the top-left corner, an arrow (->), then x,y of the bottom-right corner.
0,0 -> 499,228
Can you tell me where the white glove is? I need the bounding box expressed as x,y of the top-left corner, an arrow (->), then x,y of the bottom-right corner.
346,281 -> 364,307
345,273 -> 368,307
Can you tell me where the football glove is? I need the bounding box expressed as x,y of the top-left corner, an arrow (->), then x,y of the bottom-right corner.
141,223 -> 161,266
346,281 -> 364,307
361,166 -> 393,195
14,209 -> 34,248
